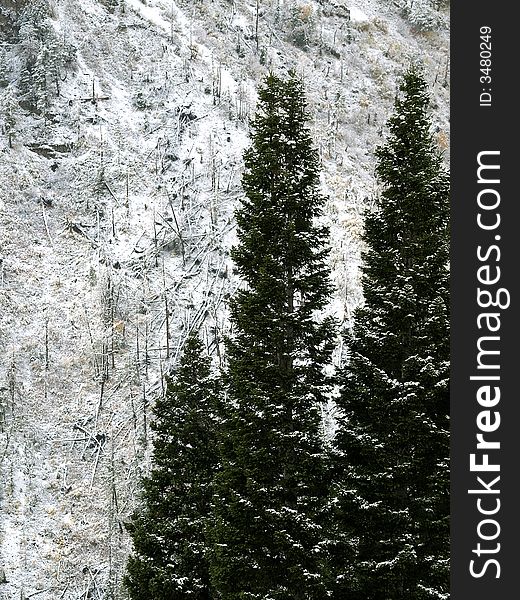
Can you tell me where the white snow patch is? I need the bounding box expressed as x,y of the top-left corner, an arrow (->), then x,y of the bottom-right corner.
350,6 -> 369,23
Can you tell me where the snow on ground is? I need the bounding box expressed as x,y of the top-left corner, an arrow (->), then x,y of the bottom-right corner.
349,6 -> 369,23
0,0 -> 448,597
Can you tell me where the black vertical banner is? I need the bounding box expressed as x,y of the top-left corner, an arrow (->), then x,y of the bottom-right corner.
452,3 -> 519,598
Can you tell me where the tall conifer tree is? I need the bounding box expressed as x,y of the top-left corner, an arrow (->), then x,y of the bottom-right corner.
208,72 -> 336,600
125,334 -> 219,600
332,66 -> 450,599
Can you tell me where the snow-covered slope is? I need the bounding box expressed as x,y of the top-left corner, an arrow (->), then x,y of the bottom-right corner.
0,0 -> 448,597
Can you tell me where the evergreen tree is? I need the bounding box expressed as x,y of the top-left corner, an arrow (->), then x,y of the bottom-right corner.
15,1 -> 75,113
331,66 -> 449,599
208,72 -> 336,600
125,334 -> 219,600
0,46 -> 10,88
2,86 -> 17,147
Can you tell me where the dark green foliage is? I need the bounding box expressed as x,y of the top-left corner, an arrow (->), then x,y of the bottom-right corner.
14,0 -> 75,113
0,1 -> 30,42
0,47 -> 9,87
3,86 -> 17,147
100,0 -> 120,13
125,334 -> 219,600
208,72 -> 336,600
286,3 -> 316,49
332,66 -> 449,600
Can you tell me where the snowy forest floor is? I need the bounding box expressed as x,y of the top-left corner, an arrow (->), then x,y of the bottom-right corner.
0,0 -> 448,597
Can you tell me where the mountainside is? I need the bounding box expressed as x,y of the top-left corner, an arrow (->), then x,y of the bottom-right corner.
0,0 -> 448,597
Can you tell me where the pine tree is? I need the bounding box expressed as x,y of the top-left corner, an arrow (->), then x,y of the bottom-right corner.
208,72 -> 336,600
2,86 -> 17,148
0,46 -> 9,88
15,1 -> 75,113
331,66 -> 449,600
100,0 -> 120,13
33,47 -> 49,114
125,334 -> 219,600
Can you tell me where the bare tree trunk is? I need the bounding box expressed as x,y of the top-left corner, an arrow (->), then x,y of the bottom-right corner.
135,317 -> 141,380
255,0 -> 260,51
44,310 -> 50,370
163,263 -> 171,360
142,384 -> 148,448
